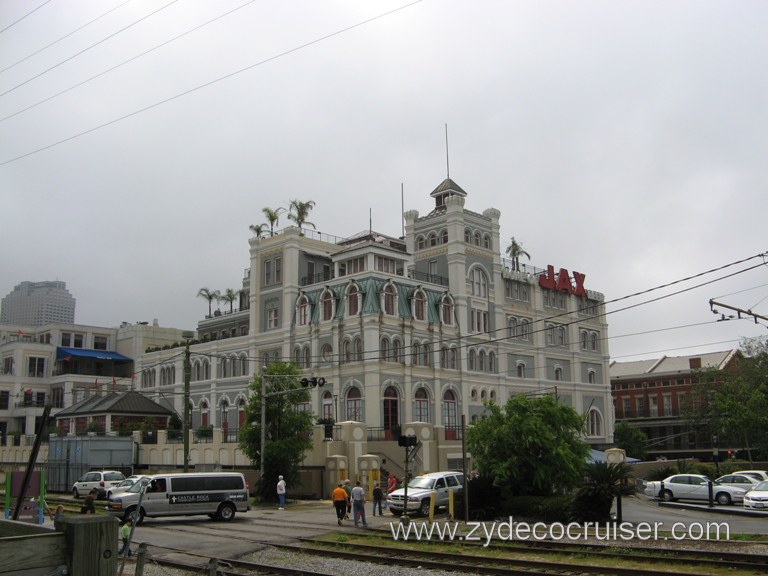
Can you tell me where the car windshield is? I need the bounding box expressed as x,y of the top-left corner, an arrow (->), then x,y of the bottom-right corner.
126,479 -> 150,494
754,481 -> 768,491
407,477 -> 435,489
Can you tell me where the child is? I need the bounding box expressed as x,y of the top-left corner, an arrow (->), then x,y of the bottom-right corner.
119,518 -> 133,557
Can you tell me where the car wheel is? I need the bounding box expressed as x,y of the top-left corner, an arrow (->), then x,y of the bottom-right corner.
715,492 -> 732,506
128,507 -> 146,525
660,489 -> 674,502
418,499 -> 431,516
72,488 -> 80,498
217,503 -> 236,521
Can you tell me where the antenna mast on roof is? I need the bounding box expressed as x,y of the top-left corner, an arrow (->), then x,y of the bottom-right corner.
401,183 -> 405,238
445,123 -> 450,179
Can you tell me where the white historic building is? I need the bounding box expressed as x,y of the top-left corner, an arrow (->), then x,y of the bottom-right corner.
134,178 -> 614,475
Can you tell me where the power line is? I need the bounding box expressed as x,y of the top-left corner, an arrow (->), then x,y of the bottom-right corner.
0,0 -> 132,75
0,0 -> 258,123
0,0 -> 181,98
0,0 -> 424,167
0,0 -> 53,35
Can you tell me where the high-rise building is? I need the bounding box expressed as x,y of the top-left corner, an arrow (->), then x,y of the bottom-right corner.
0,281 -> 76,326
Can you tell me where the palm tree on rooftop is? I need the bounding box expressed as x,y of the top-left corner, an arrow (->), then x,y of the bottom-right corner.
220,288 -> 238,313
505,236 -> 531,272
288,199 -> 316,234
262,207 -> 285,237
249,223 -> 267,239
197,288 -> 220,317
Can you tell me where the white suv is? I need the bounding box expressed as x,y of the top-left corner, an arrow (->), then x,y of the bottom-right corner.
72,470 -> 126,498
387,471 -> 464,516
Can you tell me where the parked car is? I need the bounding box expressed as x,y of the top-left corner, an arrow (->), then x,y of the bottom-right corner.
643,474 -> 746,505
733,470 -> 768,482
715,474 -> 761,490
72,470 -> 126,498
387,471 -> 464,516
106,475 -> 149,499
743,480 -> 768,510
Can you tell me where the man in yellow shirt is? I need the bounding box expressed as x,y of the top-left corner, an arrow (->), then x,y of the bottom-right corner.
331,482 -> 348,526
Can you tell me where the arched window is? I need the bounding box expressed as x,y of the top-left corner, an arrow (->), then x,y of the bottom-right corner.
343,340 -> 352,363
412,343 -> 421,366
558,326 -> 567,346
479,350 -> 486,372
347,285 -> 359,316
464,228 -> 471,243
588,369 -> 597,384
590,332 -> 599,352
321,343 -> 333,363
303,345 -> 311,368
508,317 -> 518,338
383,386 -> 399,433
490,389 -> 496,401
449,348 -> 458,370
346,387 -> 362,421
520,319 -> 530,341
517,362 -> 526,378
200,400 -> 210,427
443,390 -> 458,439
440,347 -> 448,368
473,231 -> 481,246
321,291 -> 333,321
417,235 -> 425,250
468,349 -> 476,371
297,295 -> 310,326
203,360 -> 210,380
554,366 -> 563,381
480,389 -> 487,401
471,268 -> 488,297
483,234 -> 491,249
580,330 -> 588,350
322,391 -> 334,420
354,337 -> 363,361
489,352 -> 496,373
380,338 -> 389,361
413,289 -> 426,321
238,397 -> 247,427
383,284 -> 396,316
293,346 -> 302,364
587,408 -> 603,437
429,232 -> 437,247
440,294 -> 454,325
414,387 -> 430,422
220,398 -> 230,432
219,358 -> 228,379
240,355 -> 248,376
392,339 -> 402,363
422,343 -> 431,367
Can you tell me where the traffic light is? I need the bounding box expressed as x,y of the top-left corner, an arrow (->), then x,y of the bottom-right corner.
300,377 -> 327,388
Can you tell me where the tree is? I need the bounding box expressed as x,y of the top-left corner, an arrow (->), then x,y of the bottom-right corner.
197,287 -> 220,317
505,236 -> 531,271
262,207 -> 285,237
614,421 -> 648,461
249,223 -> 267,238
219,288 -> 238,313
287,199 -> 316,233
570,461 -> 635,522
688,337 -> 768,462
466,394 -> 589,497
238,362 -> 315,501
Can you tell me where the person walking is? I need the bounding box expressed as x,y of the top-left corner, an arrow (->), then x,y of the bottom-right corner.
342,479 -> 352,520
80,488 -> 98,514
372,482 -> 383,516
118,518 -> 133,557
276,475 -> 286,510
331,482 -> 348,526
351,480 -> 368,528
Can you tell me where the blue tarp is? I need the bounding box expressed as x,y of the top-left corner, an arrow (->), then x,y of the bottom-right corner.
56,347 -> 132,362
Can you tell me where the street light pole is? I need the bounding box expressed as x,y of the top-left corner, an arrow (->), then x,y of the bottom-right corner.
182,332 -> 193,473
260,366 -> 267,473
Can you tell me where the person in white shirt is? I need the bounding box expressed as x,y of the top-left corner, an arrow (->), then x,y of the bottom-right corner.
350,480 -> 368,527
276,475 -> 286,510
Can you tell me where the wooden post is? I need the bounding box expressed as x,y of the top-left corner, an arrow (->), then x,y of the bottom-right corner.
59,514 -> 118,576
207,558 -> 218,576
135,542 -> 148,576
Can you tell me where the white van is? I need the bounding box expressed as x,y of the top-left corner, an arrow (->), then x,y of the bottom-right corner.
106,472 -> 249,524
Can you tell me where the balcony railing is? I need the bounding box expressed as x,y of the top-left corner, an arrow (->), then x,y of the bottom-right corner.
222,427 -> 239,443
407,270 -> 449,287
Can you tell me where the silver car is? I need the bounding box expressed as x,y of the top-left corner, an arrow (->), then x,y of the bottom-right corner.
743,480 -> 768,510
644,474 -> 746,505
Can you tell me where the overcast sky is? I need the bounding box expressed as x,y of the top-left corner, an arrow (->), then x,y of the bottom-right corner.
1,0 -> 766,362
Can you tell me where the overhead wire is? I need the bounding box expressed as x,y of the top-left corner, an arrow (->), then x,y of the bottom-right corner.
0,0 -> 258,123
0,0 -> 181,98
0,0 -> 425,167
0,0 -> 53,35
0,0 -> 132,75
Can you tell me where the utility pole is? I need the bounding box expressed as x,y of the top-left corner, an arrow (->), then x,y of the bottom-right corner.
182,332 -> 193,473
260,366 -> 267,474
709,299 -> 768,324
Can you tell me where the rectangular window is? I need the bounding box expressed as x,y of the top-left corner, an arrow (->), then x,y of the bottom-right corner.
2,357 -> 13,375
264,260 -> 272,285
323,264 -> 331,281
27,357 -> 46,378
376,256 -> 397,273
93,335 -> 108,350
622,397 -> 631,416
267,308 -> 279,329
663,394 -> 672,416
307,261 -> 315,283
73,333 -> 84,348
649,396 -> 658,417
61,332 -> 71,347
275,257 -> 282,283
0,391 -> 9,410
428,260 -> 437,280
636,397 -> 646,414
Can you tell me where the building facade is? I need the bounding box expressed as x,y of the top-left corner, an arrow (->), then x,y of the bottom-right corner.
610,350 -> 740,460
136,178 -> 614,475
1,281 -> 76,326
